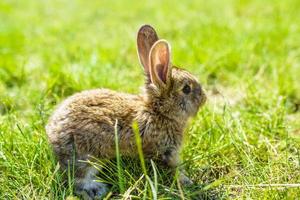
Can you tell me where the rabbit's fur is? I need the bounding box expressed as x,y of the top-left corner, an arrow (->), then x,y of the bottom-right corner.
46,25 -> 206,199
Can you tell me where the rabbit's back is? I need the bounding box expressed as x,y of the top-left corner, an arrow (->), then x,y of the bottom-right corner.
46,89 -> 143,160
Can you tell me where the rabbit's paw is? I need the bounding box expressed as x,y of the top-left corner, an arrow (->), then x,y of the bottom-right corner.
179,172 -> 193,186
76,181 -> 109,200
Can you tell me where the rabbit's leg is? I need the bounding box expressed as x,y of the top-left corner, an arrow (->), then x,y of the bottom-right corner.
54,146 -> 109,199
162,148 -> 193,186
74,164 -> 109,200
162,148 -> 180,168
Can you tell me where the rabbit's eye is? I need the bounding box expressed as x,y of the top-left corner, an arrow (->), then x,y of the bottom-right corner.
182,84 -> 191,94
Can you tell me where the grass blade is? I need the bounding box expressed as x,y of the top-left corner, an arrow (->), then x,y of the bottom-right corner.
114,119 -> 125,193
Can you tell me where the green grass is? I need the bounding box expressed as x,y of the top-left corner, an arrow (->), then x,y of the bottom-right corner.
1,0 -> 300,199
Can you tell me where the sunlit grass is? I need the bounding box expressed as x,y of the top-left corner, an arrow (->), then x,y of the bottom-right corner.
0,0 -> 300,199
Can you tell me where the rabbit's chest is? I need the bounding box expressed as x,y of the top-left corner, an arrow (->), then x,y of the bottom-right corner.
142,129 -> 182,157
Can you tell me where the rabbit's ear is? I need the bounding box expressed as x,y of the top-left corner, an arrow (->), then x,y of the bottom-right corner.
137,25 -> 159,81
149,39 -> 171,88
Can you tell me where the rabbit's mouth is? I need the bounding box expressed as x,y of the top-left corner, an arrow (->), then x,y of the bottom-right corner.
199,91 -> 207,107
192,91 -> 206,115
178,90 -> 206,118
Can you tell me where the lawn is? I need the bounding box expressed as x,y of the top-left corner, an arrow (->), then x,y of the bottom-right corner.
0,0 -> 300,199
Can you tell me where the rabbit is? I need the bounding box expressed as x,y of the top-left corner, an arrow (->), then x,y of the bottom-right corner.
46,24 -> 206,199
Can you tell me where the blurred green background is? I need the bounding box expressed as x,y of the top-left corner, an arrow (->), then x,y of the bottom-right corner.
0,0 -> 300,199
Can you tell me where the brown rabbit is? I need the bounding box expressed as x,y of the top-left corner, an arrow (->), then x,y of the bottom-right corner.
46,25 -> 206,199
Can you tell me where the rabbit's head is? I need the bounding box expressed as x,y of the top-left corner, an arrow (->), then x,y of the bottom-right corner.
137,25 -> 206,122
